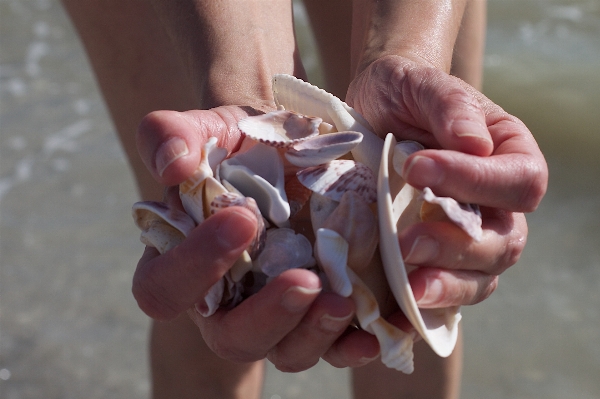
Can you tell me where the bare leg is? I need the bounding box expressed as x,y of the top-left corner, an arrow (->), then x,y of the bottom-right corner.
451,0 -> 487,90
301,0 -> 353,99
61,1 -> 264,398
352,329 -> 463,399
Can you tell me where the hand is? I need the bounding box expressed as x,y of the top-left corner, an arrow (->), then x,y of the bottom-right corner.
346,55 -> 548,308
133,107 -> 379,371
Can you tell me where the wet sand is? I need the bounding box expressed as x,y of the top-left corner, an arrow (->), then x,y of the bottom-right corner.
1,1 -> 599,398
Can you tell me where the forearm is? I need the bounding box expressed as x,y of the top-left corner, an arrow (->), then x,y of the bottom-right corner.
150,0 -> 304,110
351,0 -> 467,75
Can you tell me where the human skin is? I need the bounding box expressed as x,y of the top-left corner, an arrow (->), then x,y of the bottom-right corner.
61,0 -> 547,398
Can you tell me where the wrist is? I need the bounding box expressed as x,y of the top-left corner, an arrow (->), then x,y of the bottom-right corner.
351,0 -> 467,77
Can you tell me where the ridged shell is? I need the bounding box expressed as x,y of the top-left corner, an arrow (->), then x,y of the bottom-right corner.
285,131 -> 363,167
272,74 -> 383,174
238,110 -> 321,148
297,160 -> 377,203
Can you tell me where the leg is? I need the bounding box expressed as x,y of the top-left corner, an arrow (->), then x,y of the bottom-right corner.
352,328 -> 463,399
451,0 -> 487,90
302,0 -> 353,99
61,1 -> 264,398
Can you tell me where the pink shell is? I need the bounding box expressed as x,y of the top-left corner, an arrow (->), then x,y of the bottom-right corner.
296,160 -> 377,203
238,110 -> 322,148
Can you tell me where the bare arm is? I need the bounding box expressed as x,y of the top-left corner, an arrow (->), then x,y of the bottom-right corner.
351,0 -> 468,75
149,0 -> 305,110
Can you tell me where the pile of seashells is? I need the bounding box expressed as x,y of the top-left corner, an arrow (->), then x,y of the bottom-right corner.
132,74 -> 483,374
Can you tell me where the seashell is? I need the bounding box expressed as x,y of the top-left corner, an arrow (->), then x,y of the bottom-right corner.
285,131 -> 363,167
252,228 -> 315,277
220,142 -> 290,227
284,174 -> 312,218
315,228 -> 353,297
297,160 -> 377,203
321,190 -> 379,272
238,110 -> 321,148
420,187 -> 483,241
378,133 -> 461,358
392,140 -> 425,176
210,191 -> 267,259
272,74 -> 383,174
132,201 -> 196,254
180,137 -> 228,224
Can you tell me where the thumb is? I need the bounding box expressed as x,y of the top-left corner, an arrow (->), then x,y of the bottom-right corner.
132,206 -> 258,320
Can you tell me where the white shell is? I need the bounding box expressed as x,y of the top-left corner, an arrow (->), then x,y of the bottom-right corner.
392,140 -> 425,175
238,110 -> 321,148
315,228 -> 353,297
421,187 -> 483,241
378,133 -> 461,358
297,160 -> 377,203
272,74 -> 383,174
132,201 -> 195,254
180,137 -> 228,224
285,131 -> 363,167
220,143 -> 290,227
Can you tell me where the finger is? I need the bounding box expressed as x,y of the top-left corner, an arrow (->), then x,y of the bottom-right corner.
136,106 -> 258,186
408,267 -> 499,308
322,310 -> 414,368
267,293 -> 355,372
132,206 -> 257,320
402,149 -> 548,213
399,211 -> 528,275
191,269 -> 322,363
322,328 -> 380,368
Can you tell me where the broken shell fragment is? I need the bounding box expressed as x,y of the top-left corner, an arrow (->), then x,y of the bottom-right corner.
132,201 -> 196,254
285,131 -> 363,167
315,228 -> 353,297
297,159 -> 377,203
220,143 -> 290,227
420,188 -> 483,241
238,110 -> 321,148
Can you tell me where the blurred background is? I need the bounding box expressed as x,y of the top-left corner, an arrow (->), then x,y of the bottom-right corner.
1,0 -> 598,398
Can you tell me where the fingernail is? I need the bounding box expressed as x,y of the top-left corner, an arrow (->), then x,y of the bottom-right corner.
404,236 -> 439,264
452,119 -> 492,143
403,155 -> 444,187
416,278 -> 443,307
319,312 -> 354,333
216,210 -> 257,251
156,137 -> 189,177
282,286 -> 322,313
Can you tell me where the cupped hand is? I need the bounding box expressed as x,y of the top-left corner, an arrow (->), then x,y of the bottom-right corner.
347,55 -> 548,309
133,107 -> 378,371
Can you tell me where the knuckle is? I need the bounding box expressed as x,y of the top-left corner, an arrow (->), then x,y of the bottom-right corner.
472,275 -> 499,305
517,159 -> 549,212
